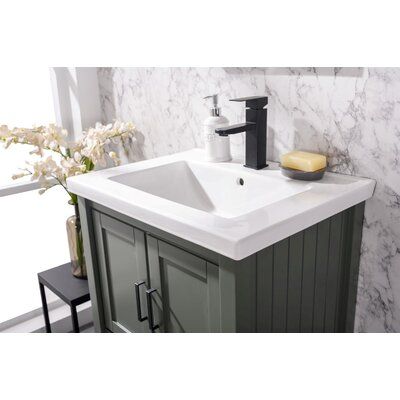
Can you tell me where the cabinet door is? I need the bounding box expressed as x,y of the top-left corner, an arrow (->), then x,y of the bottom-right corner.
147,236 -> 221,333
93,211 -> 149,333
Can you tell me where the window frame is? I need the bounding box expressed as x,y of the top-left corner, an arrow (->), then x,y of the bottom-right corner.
0,67 -> 102,197
0,67 -> 103,328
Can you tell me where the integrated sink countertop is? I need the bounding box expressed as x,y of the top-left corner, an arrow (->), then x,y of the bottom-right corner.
67,149 -> 376,260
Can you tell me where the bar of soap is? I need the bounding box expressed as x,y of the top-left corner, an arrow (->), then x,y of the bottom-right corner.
280,151 -> 326,172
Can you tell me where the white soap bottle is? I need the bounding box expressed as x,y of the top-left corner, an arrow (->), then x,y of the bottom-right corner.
203,94 -> 232,162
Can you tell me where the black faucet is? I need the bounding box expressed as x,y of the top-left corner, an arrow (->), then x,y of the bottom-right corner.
215,96 -> 268,170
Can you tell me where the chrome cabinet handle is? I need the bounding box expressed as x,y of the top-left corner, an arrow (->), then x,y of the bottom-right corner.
146,288 -> 159,332
134,281 -> 148,322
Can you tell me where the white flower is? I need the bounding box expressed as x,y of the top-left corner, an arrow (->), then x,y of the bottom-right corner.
77,120 -> 136,168
0,125 -> 11,144
73,151 -> 82,162
4,137 -> 14,149
29,146 -> 43,156
29,156 -> 62,181
0,120 -> 136,197
61,157 -> 86,178
108,151 -> 120,166
12,171 -> 29,180
49,141 -> 58,150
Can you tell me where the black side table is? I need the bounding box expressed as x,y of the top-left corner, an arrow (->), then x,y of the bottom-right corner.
38,263 -> 90,333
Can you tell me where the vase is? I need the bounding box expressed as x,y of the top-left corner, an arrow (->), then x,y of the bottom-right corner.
66,202 -> 87,279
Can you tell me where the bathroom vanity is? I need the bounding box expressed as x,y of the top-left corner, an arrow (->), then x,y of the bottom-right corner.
67,149 -> 375,333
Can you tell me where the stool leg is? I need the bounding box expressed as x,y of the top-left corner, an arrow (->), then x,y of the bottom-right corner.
71,305 -> 80,333
39,282 -> 51,333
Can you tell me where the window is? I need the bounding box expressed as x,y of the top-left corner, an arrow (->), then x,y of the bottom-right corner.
0,67 -> 56,186
0,67 -> 71,323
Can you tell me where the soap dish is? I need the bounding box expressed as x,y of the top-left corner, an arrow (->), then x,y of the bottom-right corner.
280,165 -> 326,181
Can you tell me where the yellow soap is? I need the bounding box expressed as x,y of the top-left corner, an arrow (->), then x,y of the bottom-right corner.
280,151 -> 326,172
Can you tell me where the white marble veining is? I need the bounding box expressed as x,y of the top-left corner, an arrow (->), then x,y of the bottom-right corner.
97,67 -> 400,332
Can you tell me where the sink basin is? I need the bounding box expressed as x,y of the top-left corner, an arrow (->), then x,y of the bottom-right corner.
109,160 -> 309,218
67,149 -> 375,260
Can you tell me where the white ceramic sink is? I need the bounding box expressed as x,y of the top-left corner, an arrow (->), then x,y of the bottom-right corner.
67,149 -> 375,260
109,160 -> 309,219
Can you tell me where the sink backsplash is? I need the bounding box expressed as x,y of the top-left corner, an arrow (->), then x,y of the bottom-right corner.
98,67 -> 400,333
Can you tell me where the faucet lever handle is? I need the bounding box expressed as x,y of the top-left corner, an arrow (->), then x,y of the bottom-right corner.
230,96 -> 268,109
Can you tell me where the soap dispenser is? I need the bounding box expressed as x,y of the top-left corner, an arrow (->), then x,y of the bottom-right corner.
203,94 -> 231,162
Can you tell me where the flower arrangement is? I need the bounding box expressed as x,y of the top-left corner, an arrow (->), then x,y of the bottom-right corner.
0,121 -> 136,204
0,120 -> 136,278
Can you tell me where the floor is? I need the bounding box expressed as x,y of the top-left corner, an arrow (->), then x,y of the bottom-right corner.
33,307 -> 94,333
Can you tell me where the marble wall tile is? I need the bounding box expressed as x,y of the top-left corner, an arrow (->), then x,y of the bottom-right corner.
97,67 -> 400,332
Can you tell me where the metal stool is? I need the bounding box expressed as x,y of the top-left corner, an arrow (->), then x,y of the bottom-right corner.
38,263 -> 90,333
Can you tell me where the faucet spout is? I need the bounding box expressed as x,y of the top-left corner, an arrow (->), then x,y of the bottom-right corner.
214,95 -> 268,170
215,122 -> 256,137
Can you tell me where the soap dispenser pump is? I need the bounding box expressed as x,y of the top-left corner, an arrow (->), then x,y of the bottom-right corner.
203,94 -> 231,162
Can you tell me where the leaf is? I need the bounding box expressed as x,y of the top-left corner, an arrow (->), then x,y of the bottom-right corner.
69,192 -> 78,205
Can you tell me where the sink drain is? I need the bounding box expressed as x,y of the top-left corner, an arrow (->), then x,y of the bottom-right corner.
237,178 -> 245,186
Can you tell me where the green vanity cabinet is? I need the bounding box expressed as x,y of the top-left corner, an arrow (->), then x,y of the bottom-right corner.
91,211 -> 149,333
88,207 -> 221,333
146,236 -> 221,333
79,198 -> 365,333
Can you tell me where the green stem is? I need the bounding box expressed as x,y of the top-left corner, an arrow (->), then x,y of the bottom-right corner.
51,175 -> 76,204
